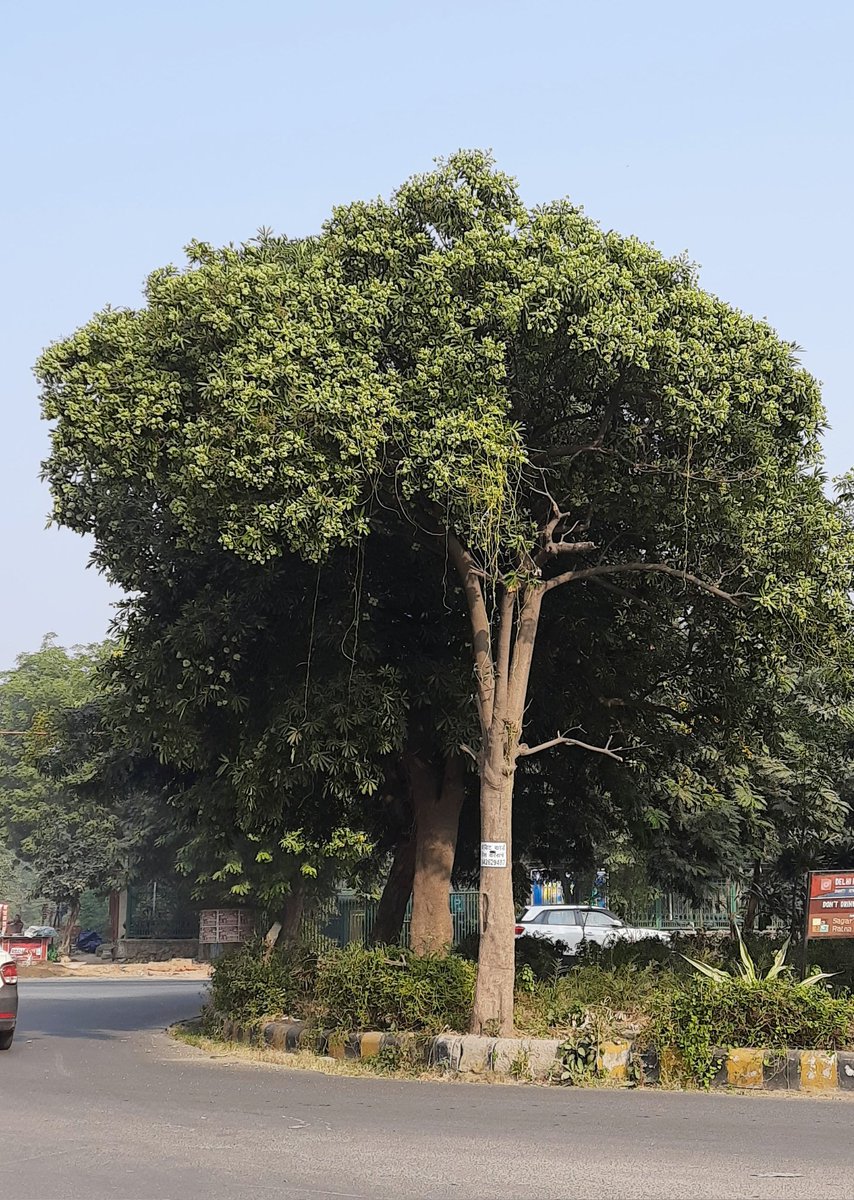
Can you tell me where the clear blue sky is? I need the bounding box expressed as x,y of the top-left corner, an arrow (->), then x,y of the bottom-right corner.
1,0 -> 852,668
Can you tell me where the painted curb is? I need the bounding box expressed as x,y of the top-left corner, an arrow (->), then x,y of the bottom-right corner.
644,1046 -> 854,1092
205,1016 -> 854,1091
210,1017 -> 563,1080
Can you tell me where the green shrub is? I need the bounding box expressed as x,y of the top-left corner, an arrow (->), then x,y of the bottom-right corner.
682,927 -> 837,989
458,932 -> 567,981
583,929 -> 854,992
514,963 -> 673,1036
806,938 -> 854,994
208,939 -> 317,1023
665,931 -> 854,994
514,934 -> 566,980
312,943 -> 476,1033
572,936 -> 676,973
647,977 -> 854,1086
726,933 -> 787,976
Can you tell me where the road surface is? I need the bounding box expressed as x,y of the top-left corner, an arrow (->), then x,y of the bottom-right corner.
5,978 -> 853,1199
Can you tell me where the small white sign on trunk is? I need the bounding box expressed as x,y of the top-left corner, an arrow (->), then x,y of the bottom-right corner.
481,841 -> 507,868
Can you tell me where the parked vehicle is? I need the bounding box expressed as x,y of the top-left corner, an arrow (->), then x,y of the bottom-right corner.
515,905 -> 671,954
0,949 -> 18,1051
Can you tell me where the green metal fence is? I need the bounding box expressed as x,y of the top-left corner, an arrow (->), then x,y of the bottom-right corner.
297,884 -> 742,950
625,883 -> 741,931
126,880 -> 199,939
300,890 -> 480,951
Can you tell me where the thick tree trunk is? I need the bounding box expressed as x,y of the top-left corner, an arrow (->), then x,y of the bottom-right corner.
410,753 -> 466,955
469,586 -> 543,1036
59,898 -> 81,956
371,829 -> 416,945
279,878 -> 307,942
471,749 -> 516,1034
743,861 -> 761,935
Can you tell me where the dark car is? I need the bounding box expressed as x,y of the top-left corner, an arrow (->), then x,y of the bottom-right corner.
0,950 -> 18,1050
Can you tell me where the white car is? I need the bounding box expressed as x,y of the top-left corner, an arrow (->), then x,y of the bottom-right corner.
515,905 -> 670,954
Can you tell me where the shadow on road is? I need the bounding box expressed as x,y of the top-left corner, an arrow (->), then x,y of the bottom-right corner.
15,980 -> 206,1041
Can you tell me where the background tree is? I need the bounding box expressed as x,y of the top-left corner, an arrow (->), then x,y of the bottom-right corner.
0,637 -> 123,949
0,847 -> 39,926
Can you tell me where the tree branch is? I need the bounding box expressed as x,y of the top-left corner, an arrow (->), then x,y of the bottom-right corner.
446,531 -> 495,730
533,487 -> 595,566
543,561 -> 740,603
530,392 -> 621,464
517,733 -> 624,761
587,576 -> 652,606
596,695 -> 694,721
491,588 -> 515,724
531,441 -> 607,466
541,540 -> 597,557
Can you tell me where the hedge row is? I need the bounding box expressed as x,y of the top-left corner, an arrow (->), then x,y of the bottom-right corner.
209,940 -> 475,1033
207,935 -> 854,1071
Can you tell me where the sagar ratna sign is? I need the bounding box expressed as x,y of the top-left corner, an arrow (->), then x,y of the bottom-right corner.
806,872 -> 854,939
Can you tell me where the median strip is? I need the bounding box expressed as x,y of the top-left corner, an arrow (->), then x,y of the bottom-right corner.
197,1015 -> 854,1092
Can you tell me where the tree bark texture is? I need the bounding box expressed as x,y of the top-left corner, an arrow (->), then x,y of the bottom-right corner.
60,898 -> 81,956
371,828 -> 416,945
409,752 -> 466,955
743,861 -> 761,935
278,878 -> 307,942
470,748 -> 517,1034
469,587 -> 544,1036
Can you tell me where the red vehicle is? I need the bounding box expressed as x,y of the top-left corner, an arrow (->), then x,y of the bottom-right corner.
0,949 -> 17,1050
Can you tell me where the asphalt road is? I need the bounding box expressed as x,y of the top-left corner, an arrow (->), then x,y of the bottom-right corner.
5,979 -> 854,1200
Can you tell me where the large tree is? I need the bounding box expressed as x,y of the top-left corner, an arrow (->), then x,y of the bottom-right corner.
40,154 -> 854,1030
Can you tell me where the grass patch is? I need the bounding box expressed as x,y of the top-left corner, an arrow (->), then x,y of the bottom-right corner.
514,964 -> 668,1038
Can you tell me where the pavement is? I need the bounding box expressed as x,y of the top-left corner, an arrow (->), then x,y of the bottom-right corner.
5,979 -> 854,1200
17,957 -> 211,979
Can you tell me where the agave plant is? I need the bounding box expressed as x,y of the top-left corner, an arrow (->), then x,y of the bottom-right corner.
682,928 -> 835,989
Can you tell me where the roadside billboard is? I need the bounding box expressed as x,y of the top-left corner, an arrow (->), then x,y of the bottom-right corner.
806,872 -> 854,940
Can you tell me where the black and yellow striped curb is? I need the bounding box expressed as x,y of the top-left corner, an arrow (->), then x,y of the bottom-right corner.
641,1046 -> 854,1092
211,1017 -> 854,1091
214,1017 -> 565,1079
628,1046 -> 854,1094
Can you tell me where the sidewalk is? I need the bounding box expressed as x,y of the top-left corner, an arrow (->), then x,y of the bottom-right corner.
18,957 -> 211,980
